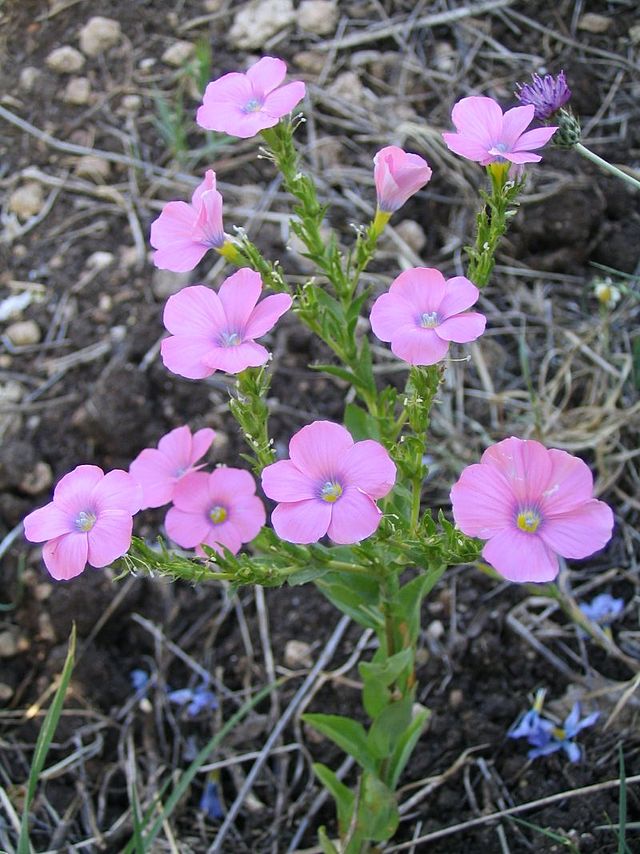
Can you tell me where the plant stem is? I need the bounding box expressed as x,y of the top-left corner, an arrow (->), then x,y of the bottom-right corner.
575,143 -> 640,192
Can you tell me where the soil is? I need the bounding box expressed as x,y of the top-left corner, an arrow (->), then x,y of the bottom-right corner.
1,1 -> 639,852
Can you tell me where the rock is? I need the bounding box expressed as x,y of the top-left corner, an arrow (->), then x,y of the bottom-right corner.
293,50 -> 325,74
0,630 -> 18,658
46,45 -> 85,74
298,0 -> 338,36
284,639 -> 313,668
86,250 -> 115,271
19,66 -> 41,92
449,688 -> 464,709
152,268 -> 191,300
434,41 -> 456,73
578,13 -> 611,33
79,16 -> 121,57
121,94 -> 142,112
20,461 -> 53,496
162,40 -> 195,67
394,220 -> 427,253
203,0 -> 225,10
75,155 -> 111,181
328,70 -> 365,105
9,182 -> 44,220
229,0 -> 295,49
6,320 -> 41,347
0,683 -> 13,703
630,24 -> 640,45
63,76 -> 91,105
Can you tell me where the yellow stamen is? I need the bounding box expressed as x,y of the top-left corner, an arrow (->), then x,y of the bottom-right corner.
209,506 -> 227,524
517,510 -> 540,533
217,240 -> 243,265
320,481 -> 343,503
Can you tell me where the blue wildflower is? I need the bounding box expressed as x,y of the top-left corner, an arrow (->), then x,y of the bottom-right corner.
528,703 -> 599,763
167,683 -> 218,716
515,71 -> 571,120
200,777 -> 224,820
130,669 -> 150,692
579,593 -> 624,626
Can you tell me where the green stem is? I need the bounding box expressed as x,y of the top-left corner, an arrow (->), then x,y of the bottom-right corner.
575,143 -> 640,192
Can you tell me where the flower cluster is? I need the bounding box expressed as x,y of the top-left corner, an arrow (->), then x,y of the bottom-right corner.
509,693 -> 599,763
516,70 -> 571,120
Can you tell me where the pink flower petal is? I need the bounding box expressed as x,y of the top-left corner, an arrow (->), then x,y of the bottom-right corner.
340,441 -> 396,499
391,327 -> 450,366
390,267 -> 446,314
150,201 -> 197,247
163,285 -> 225,338
42,532 -> 88,581
438,277 -> 480,318
52,465 -> 103,515
208,467 -> 257,504
157,425 -> 193,467
87,511 -> 134,567
373,146 -> 431,212
500,104 -> 536,147
129,448 -> 177,508
191,428 -> 216,462
369,292 -> 416,343
442,132 -> 491,163
481,437 -> 552,506
197,73 -> 253,131
502,150 -> 542,164
450,96 -> 504,145
165,506 -> 211,549
153,241 -> 208,273
172,472 -> 212,513
271,499 -> 332,544
539,499 -> 614,559
450,462 -> 516,538
244,293 -> 293,339
226,495 -> 266,543
540,449 -> 595,516
92,470 -> 142,516
161,335 -> 217,380
191,169 -> 217,208
246,56 -> 287,96
288,421 -> 354,480
202,520 -> 243,555
482,528 -> 559,583
218,268 -> 263,333
436,312 -> 486,343
326,487 -> 382,544
193,190 -> 224,248
203,341 -> 269,373
261,459 -> 316,502
512,125 -> 558,153
262,80 -> 306,117
23,503 -> 73,542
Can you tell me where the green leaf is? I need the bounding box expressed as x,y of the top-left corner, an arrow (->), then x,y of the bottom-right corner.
316,572 -> 381,629
344,402 -> 380,441
285,565 -> 331,585
367,695 -> 414,759
359,647 -> 413,689
302,714 -> 376,774
387,705 -> 430,789
357,773 -> 399,842
312,363 -> 358,385
18,625 -> 76,854
312,763 -> 354,833
317,826 -> 341,854
398,569 -> 445,644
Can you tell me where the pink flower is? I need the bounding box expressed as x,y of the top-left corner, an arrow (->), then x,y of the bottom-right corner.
374,146 -> 432,213
261,421 -> 396,545
150,170 -> 226,272
369,267 -> 486,366
197,57 -> 305,139
165,468 -> 265,555
450,437 -> 614,583
129,425 -> 216,509
23,465 -> 143,581
161,268 -> 292,379
442,96 -> 557,165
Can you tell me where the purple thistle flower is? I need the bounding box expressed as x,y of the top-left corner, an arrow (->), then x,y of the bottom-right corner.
516,71 -> 571,120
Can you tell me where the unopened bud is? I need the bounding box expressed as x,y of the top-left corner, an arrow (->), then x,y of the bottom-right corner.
553,108 -> 582,148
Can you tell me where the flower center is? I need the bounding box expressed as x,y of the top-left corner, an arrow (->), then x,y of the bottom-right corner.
209,505 -> 227,525
244,98 -> 262,113
420,311 -> 439,328
516,509 -> 541,533
320,481 -> 343,503
75,510 -> 96,532
219,331 -> 241,347
551,726 -> 566,740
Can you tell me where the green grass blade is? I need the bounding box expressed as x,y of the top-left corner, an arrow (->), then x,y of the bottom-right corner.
17,624 -> 76,854
507,815 -> 579,852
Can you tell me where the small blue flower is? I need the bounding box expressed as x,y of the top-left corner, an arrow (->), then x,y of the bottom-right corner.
167,683 -> 218,716
130,669 -> 150,692
200,778 -> 224,820
515,71 -> 571,120
528,703 -> 599,763
579,593 -> 624,626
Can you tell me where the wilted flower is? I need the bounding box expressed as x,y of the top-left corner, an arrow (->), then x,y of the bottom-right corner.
515,71 -> 571,120
373,146 -> 432,214
262,420 -> 396,545
130,425 -> 216,509
161,269 -> 292,379
442,96 -> 557,166
165,467 -> 265,556
369,267 -> 486,366
23,465 -> 142,581
450,437 -> 614,583
197,56 -> 305,138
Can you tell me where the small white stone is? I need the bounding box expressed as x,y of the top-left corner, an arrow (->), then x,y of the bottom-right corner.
79,16 -> 121,57
86,250 -> 115,271
434,41 -> 456,73
19,66 -> 41,92
298,0 -> 338,36
203,0 -> 225,10
63,76 -> 91,105
284,639 -> 313,669
46,45 -> 85,74
229,0 -> 295,49
75,155 -> 111,181
629,24 -> 640,45
162,40 -> 195,67
293,50 -> 325,74
6,320 -> 41,347
578,13 -> 611,33
328,71 -> 365,105
9,182 -> 44,220
0,683 -> 14,703
20,461 -> 53,496
152,269 -> 191,300
394,220 -> 427,253
427,620 -> 445,640
0,630 -> 18,658
121,94 -> 142,112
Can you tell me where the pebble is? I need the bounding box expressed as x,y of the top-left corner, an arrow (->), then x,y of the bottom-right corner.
86,250 -> 115,271
578,13 -> 611,33
229,0 -> 295,49
75,155 -> 111,181
449,688 -> 464,709
434,41 -> 456,73
630,24 -> 640,45
38,613 -> 57,643
293,50 -> 325,74
63,76 -> 91,105
0,683 -> 13,703
8,182 -> 44,220
20,461 -> 53,495
203,0 -> 225,10
284,639 -> 313,669
328,71 -> 365,105
162,40 -> 195,67
121,94 -> 142,112
298,0 -> 338,36
394,219 -> 427,253
19,66 -> 41,92
79,16 -> 121,57
152,268 -> 191,300
0,630 -> 18,658
426,619 -> 445,641
46,45 -> 85,74
6,320 -> 41,347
